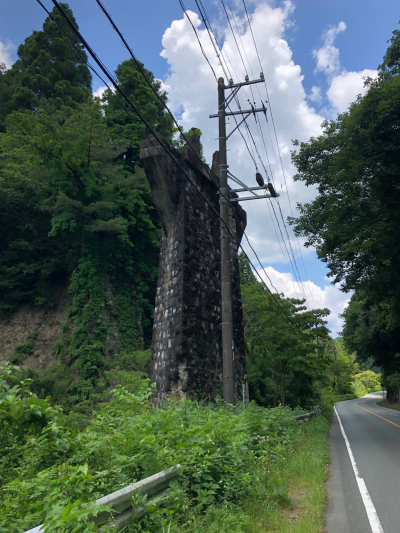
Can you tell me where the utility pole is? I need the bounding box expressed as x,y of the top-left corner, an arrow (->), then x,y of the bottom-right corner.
333,341 -> 341,395
210,75 -> 278,405
218,77 -> 235,405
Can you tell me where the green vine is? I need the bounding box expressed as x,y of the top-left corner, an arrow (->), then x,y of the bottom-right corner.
9,333 -> 38,365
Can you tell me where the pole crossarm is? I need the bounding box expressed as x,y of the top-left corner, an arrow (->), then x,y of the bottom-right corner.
222,77 -> 264,89
229,194 -> 273,202
209,107 -> 265,118
231,185 -> 267,193
228,173 -> 279,202
228,172 -> 258,197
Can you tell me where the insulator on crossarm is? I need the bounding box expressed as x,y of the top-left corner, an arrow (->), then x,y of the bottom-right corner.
260,72 -> 264,80
256,172 -> 264,187
229,78 -> 233,85
245,74 -> 249,82
267,182 -> 278,198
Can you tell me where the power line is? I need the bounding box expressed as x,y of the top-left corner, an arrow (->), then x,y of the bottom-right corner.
215,0 -> 310,306
241,0 -> 317,309
177,4 -> 300,325
94,0 -> 311,312
220,0 -> 248,77
96,0 -> 220,187
186,1 -> 259,171
41,0 -> 299,330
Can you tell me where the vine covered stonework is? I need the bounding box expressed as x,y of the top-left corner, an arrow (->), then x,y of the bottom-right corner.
0,4 -> 173,405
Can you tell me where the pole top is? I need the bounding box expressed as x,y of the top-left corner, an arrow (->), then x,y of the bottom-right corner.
218,77 -> 224,84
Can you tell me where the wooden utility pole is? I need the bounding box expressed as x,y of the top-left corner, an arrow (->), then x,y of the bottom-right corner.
218,77 -> 235,405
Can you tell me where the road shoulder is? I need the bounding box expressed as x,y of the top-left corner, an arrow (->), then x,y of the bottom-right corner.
325,404 -> 372,533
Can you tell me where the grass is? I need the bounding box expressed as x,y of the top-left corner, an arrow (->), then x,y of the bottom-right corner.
177,415 -> 331,533
247,416 -> 330,533
377,400 -> 400,411
334,393 -> 358,402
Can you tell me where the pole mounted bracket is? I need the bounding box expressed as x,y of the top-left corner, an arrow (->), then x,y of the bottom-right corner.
209,107 -> 266,118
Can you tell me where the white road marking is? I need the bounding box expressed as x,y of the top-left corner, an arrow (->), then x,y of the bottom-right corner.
374,401 -> 400,415
335,406 -> 384,533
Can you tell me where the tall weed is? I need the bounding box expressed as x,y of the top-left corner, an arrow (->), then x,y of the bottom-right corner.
0,379 -> 299,532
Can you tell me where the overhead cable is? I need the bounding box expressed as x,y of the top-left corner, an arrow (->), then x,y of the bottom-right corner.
39,0 -> 299,330
216,0 -> 311,305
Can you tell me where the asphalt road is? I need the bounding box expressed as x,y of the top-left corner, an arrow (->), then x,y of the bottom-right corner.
325,392 -> 400,533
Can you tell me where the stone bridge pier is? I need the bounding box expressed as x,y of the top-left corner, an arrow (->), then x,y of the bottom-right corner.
140,132 -> 247,402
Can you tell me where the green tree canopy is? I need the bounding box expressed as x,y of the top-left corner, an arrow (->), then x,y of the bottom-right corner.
291,24 -> 400,394
239,253 -> 330,407
0,3 -> 91,130
290,25 -> 400,296
0,100 -> 162,386
102,58 -> 174,170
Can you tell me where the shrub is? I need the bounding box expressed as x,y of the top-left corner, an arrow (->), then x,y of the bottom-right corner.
0,379 -> 299,532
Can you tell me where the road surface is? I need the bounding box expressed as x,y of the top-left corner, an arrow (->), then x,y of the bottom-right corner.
325,392 -> 400,533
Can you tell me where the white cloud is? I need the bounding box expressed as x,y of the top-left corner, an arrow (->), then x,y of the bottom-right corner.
327,68 -> 379,113
0,37 -> 14,69
257,266 -> 351,335
312,23 -> 378,115
308,86 -> 322,103
160,3 -> 324,202
93,85 -> 108,99
159,2 -> 347,326
312,21 -> 346,77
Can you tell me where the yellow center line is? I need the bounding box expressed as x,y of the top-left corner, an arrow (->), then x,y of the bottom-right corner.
355,400 -> 400,428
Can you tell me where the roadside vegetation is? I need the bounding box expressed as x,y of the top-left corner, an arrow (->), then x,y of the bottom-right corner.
0,361 -> 331,533
290,23 -> 400,402
378,399 -> 400,411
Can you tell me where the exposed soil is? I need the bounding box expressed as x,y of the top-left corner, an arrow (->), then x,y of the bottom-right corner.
0,293 -> 69,370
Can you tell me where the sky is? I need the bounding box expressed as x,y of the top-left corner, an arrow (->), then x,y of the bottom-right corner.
0,0 -> 399,335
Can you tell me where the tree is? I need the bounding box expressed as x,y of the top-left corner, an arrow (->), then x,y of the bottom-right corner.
0,5 -> 175,407
239,253 -> 331,407
290,25 -> 400,396
0,3 -> 91,130
342,290 -> 400,399
386,372 -> 400,402
102,58 -> 174,170
324,339 -> 358,395
290,26 -> 400,298
0,100 -> 161,402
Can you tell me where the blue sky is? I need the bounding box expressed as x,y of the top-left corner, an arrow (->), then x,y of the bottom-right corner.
0,0 -> 399,333
1,1 -> 397,92
1,0 -> 397,90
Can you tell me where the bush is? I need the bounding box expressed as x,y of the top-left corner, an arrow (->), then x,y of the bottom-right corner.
0,379 -> 300,533
9,332 -> 38,364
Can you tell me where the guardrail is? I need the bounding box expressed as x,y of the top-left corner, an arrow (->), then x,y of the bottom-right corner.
24,464 -> 181,533
294,406 -> 322,423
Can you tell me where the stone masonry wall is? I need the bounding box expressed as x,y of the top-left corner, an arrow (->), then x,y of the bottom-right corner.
140,133 -> 247,402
